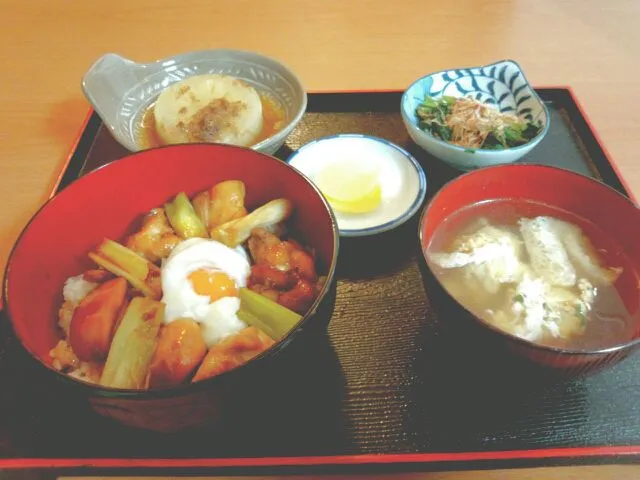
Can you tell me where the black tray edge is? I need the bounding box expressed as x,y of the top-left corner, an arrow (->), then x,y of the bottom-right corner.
5,87 -> 640,474
543,87 -> 636,201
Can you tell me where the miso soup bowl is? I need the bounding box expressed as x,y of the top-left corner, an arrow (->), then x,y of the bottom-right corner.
3,143 -> 339,432
419,164 -> 640,377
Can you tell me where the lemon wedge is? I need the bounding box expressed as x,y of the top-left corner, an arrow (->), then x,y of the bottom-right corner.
315,160 -> 382,214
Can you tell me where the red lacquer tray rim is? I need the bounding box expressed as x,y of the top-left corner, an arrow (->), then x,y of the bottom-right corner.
2,445 -> 640,470
3,86 -> 639,471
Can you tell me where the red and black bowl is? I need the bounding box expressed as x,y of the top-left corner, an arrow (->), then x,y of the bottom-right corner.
3,143 -> 339,432
419,164 -> 640,377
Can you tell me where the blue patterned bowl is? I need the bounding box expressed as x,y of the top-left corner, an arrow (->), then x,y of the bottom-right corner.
401,60 -> 550,171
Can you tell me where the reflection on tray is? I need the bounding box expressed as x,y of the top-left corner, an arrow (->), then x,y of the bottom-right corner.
1,317 -> 352,458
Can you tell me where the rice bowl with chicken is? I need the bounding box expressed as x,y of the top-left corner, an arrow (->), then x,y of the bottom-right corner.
49,179 -> 326,390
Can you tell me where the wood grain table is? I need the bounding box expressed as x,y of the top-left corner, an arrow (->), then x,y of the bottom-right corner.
1,0 -> 639,477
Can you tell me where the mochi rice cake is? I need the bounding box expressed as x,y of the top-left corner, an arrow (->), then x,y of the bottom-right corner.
154,74 -> 264,147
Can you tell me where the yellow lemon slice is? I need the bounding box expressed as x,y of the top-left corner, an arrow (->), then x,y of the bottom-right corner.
315,160 -> 382,214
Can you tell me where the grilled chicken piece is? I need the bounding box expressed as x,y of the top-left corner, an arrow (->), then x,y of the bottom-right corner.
192,326 -> 274,382
125,208 -> 181,263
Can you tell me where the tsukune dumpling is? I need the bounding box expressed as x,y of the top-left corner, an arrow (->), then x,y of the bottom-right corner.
518,216 -> 576,287
154,74 -> 264,147
428,221 -> 524,294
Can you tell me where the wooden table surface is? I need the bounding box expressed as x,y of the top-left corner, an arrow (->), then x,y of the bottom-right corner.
1,0 -> 639,477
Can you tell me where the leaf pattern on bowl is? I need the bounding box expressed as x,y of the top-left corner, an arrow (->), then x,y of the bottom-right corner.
399,59 -> 551,171
420,60 -> 545,123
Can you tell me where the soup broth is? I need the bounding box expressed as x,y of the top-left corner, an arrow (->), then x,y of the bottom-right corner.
426,199 -> 639,350
136,92 -> 286,149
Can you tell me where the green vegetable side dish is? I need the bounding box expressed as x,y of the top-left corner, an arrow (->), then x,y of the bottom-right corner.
416,96 -> 457,143
415,95 -> 542,150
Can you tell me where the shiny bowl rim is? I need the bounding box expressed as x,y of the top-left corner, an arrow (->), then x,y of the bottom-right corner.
3,142 -> 340,399
418,162 -> 640,356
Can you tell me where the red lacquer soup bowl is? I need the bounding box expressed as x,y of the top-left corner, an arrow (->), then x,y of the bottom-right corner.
419,164 -> 640,377
3,143 -> 339,432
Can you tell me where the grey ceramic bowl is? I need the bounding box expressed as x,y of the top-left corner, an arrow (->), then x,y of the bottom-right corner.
81,49 -> 307,155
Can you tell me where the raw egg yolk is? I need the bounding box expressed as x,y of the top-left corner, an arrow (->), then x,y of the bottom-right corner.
188,269 -> 238,302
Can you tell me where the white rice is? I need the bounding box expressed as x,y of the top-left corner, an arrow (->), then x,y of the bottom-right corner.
62,274 -> 98,306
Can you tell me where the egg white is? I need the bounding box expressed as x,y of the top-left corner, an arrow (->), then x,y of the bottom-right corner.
160,238 -> 251,347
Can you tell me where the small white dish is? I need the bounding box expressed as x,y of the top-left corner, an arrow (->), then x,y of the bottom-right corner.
287,134 -> 427,237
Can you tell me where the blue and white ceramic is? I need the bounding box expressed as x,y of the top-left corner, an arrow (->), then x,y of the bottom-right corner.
287,134 -> 427,237
401,59 -> 550,171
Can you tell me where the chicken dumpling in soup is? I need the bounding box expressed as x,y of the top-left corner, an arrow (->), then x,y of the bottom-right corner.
544,217 -> 621,286
518,216 -> 576,287
429,221 -> 524,295
488,269 -> 595,342
426,200 -> 635,350
154,74 -> 264,147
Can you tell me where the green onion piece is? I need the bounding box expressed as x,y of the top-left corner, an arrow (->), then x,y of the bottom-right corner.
165,192 -> 208,239
239,288 -> 302,340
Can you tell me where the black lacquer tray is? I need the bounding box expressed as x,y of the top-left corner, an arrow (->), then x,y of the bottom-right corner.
1,89 -> 639,477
